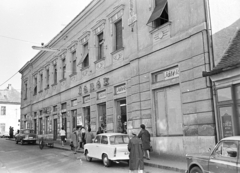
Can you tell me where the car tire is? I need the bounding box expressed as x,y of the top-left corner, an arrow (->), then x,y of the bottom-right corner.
85,150 -> 92,162
102,154 -> 111,167
190,166 -> 202,173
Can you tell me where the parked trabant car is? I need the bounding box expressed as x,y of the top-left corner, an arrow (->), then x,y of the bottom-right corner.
84,133 -> 130,167
186,136 -> 240,173
15,129 -> 37,145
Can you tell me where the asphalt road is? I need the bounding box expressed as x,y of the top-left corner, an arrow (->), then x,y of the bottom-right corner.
0,138 -> 178,173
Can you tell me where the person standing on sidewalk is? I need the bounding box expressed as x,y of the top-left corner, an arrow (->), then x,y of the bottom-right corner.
128,132 -> 144,173
138,124 -> 151,160
59,127 -> 66,147
77,126 -> 83,150
81,127 -> 86,147
71,128 -> 78,154
85,127 -> 94,144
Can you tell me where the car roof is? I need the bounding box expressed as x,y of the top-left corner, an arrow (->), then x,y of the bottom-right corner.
97,133 -> 129,137
221,136 -> 240,141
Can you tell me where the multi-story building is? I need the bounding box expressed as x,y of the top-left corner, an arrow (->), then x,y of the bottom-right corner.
0,84 -> 21,135
19,0 -> 239,158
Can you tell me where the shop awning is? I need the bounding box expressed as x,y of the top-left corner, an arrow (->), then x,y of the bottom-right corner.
147,0 -> 167,24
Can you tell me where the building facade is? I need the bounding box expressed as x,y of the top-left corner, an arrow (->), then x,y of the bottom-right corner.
19,0 -> 230,157
0,84 -> 21,135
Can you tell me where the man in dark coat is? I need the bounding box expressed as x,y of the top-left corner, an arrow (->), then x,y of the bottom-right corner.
128,132 -> 144,173
138,124 -> 151,160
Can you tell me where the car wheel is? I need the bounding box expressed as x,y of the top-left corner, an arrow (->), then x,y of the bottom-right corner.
190,166 -> 202,173
85,150 -> 92,162
15,138 -> 18,144
20,140 -> 24,145
33,141 -> 36,145
102,154 -> 111,167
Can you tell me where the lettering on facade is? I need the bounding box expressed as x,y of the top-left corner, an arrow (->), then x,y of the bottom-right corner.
97,90 -> 106,100
164,67 -> 179,80
83,95 -> 90,103
115,84 -> 126,94
222,113 -> 233,138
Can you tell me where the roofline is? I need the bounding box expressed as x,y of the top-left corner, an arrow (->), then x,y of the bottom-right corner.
18,0 -> 99,73
202,64 -> 240,77
0,101 -> 21,105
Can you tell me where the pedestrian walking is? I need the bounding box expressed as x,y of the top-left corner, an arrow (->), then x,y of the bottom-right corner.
128,132 -> 144,173
81,127 -> 86,147
71,128 -> 78,154
77,126 -> 83,150
138,124 -> 151,160
59,127 -> 66,147
85,127 -> 94,144
96,127 -> 103,135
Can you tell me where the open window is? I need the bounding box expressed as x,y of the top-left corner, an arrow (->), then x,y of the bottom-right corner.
147,0 -> 169,28
82,43 -> 89,69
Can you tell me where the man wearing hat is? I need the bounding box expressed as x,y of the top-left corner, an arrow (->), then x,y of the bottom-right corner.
128,132 -> 144,173
71,128 -> 78,154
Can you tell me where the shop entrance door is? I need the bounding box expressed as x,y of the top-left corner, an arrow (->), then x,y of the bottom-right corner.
62,113 -> 67,138
116,99 -> 127,133
53,119 -> 57,140
98,103 -> 106,132
83,106 -> 91,129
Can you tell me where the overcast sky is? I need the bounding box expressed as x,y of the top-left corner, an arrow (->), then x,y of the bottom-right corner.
0,0 -> 92,91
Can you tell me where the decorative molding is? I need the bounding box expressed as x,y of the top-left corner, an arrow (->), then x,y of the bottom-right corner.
91,19 -> 106,35
78,85 -> 82,96
78,31 -> 91,45
103,77 -> 109,86
68,40 -> 78,52
90,83 -> 95,92
58,49 -> 67,59
107,4 -> 125,20
83,85 -> 88,94
96,80 -> 101,90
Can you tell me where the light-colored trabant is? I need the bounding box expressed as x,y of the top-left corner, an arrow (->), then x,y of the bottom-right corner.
186,136 -> 240,173
84,133 -> 130,167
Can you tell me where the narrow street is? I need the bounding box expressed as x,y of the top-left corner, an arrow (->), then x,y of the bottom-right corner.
0,138 -> 178,173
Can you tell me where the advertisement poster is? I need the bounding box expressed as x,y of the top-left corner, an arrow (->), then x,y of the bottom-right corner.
222,113 -> 233,137
77,116 -> 83,126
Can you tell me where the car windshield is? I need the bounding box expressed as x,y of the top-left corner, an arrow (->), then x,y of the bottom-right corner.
110,135 -> 129,144
23,130 -> 34,134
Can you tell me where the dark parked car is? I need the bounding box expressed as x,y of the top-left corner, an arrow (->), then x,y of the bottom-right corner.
186,136 -> 240,173
15,129 -> 37,145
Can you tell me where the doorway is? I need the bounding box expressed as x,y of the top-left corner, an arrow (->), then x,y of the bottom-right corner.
116,99 -> 127,133
83,106 -> 91,129
98,103 -> 106,132
34,119 -> 37,134
62,113 -> 67,138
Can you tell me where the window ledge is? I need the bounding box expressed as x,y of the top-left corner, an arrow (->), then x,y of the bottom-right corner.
38,90 -> 43,93
51,83 -> 57,87
23,98 -> 27,100
94,57 -> 105,64
69,73 -> 77,77
59,78 -> 66,83
150,21 -> 171,34
111,47 -> 124,55
81,66 -> 90,71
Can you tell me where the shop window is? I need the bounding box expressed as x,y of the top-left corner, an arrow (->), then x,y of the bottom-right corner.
1,106 -> 6,115
115,19 -> 123,51
147,0 -> 169,28
72,110 -> 77,129
39,118 -> 43,134
116,99 -> 127,133
97,33 -> 104,60
219,107 -> 234,138
155,85 -> 183,136
45,116 -> 49,134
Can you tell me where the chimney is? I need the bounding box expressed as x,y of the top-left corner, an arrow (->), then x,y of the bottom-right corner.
7,84 -> 12,90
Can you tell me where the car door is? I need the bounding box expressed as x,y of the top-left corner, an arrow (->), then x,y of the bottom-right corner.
100,135 -> 109,157
90,135 -> 101,159
209,140 -> 238,173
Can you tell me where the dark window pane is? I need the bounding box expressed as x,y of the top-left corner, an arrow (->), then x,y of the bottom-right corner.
115,20 -> 123,50
217,88 -> 232,102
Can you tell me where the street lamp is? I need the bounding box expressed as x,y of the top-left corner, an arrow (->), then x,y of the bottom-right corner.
32,43 -> 60,52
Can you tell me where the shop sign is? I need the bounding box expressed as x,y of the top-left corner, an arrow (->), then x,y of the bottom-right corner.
115,84 -> 126,95
71,99 -> 77,107
97,90 -> 106,100
164,67 -> 179,80
222,113 -> 233,138
83,95 -> 90,103
77,116 -> 83,126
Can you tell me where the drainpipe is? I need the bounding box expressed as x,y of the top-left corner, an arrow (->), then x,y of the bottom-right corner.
203,0 -> 219,142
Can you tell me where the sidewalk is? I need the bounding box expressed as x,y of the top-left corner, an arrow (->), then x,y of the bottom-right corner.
7,138 -> 187,173
52,140 -> 187,173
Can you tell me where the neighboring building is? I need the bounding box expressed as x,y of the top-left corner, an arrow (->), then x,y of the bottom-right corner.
0,84 -> 21,135
18,0 -> 239,158
203,29 -> 240,141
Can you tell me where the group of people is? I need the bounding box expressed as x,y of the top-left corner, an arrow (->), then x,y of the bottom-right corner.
59,124 -> 151,173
